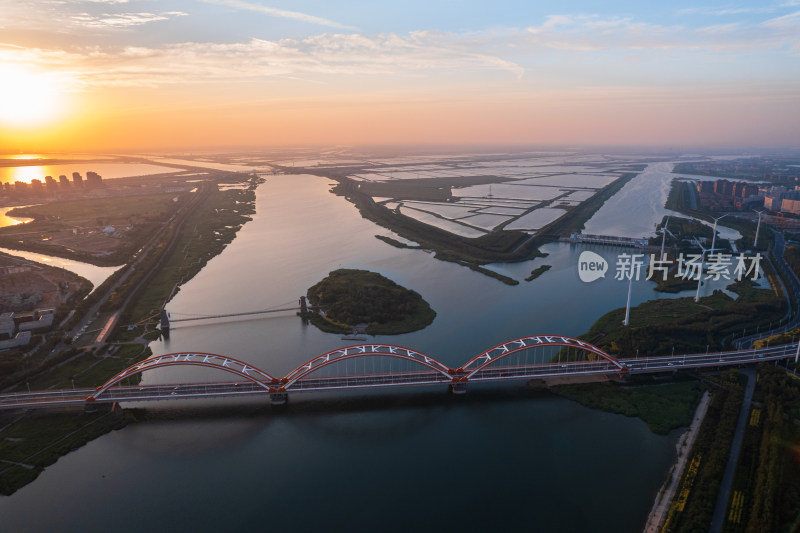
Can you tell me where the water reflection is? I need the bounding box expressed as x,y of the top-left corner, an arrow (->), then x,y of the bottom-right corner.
0,246 -> 118,289
0,162 -> 180,185
0,168 -> 688,533
0,206 -> 32,227
584,161 -> 745,241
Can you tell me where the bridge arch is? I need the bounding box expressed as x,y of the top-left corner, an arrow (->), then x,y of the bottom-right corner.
87,352 -> 277,401
457,335 -> 625,380
279,344 -> 455,390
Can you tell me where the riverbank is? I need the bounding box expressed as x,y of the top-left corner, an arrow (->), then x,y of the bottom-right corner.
315,170 -> 640,284
0,173 -> 263,495
643,390 -> 711,532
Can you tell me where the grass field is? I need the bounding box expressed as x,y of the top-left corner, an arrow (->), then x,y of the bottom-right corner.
581,278 -> 786,356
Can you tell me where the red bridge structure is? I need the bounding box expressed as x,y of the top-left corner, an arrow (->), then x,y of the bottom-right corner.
1,335 -> 797,411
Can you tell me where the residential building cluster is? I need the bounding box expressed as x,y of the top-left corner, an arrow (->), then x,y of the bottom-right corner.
678,158 -> 799,185
762,186 -> 800,215
697,179 -> 761,209
1,171 -> 103,198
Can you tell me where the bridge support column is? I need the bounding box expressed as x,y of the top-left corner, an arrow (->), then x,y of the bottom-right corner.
84,401 -> 122,416
270,392 -> 288,406
449,382 -> 467,395
160,309 -> 170,339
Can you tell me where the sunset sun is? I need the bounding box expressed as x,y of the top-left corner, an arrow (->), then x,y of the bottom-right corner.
0,66 -> 63,127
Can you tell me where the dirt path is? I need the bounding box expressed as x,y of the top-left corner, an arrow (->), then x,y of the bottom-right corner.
642,390 -> 711,533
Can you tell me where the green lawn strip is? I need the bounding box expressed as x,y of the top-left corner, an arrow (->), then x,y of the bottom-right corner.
669,371 -> 744,532
723,365 -> 800,532
23,344 -> 151,390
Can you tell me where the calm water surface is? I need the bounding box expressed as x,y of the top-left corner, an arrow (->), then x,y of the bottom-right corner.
1,166 -> 706,532
584,161 -> 742,241
0,162 -> 181,185
0,246 -> 119,290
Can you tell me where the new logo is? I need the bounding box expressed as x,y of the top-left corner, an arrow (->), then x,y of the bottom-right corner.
578,251 -> 608,283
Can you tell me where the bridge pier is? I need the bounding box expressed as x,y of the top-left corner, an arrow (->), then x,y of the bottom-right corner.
449,382 -> 467,395
270,391 -> 288,406
84,401 -> 122,416
160,309 -> 170,339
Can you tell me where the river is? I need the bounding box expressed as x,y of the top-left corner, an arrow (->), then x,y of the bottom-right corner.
0,162 -> 737,532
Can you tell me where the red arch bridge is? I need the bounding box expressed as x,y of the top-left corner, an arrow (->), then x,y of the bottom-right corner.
2,335 -> 798,411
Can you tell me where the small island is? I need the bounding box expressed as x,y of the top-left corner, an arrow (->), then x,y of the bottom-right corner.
304,269 -> 436,335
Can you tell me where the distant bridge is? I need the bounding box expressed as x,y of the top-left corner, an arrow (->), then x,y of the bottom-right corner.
1,335 -> 797,411
166,307 -> 300,324
567,232 -> 651,249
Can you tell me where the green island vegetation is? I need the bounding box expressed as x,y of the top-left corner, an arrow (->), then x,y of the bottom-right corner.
524,264 -> 551,282
663,369 -> 745,532
552,378 -> 702,434
580,279 -> 786,356
292,168 -> 640,285
0,174 -> 262,495
304,268 -> 436,335
724,365 -> 800,532
375,234 -> 417,249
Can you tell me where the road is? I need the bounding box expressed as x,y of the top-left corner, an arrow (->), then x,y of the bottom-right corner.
1,342 -> 798,411
709,366 -> 757,533
55,182 -> 212,349
734,229 -> 800,348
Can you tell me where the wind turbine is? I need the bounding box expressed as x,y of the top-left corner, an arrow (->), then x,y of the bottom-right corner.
710,214 -> 727,252
623,273 -> 633,326
658,217 -> 676,261
752,209 -> 765,249
622,256 -> 644,326
693,237 -> 720,303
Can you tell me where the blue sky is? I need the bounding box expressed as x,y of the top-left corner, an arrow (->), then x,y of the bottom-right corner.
1,0 -> 799,149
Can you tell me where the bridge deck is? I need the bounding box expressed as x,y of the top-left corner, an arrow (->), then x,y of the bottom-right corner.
1,344 -> 795,411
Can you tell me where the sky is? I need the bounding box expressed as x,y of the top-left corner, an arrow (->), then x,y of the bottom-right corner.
0,0 -> 799,152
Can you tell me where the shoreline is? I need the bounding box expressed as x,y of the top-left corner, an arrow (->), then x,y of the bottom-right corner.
642,390 -> 712,533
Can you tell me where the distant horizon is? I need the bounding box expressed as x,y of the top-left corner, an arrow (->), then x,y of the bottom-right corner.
2,143 -> 800,158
